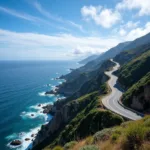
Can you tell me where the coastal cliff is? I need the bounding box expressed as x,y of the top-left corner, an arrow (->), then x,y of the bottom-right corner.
122,72 -> 150,112
46,59 -> 115,97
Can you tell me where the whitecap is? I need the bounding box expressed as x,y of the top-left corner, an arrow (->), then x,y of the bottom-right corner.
20,112 -> 44,119
38,92 -> 45,96
7,126 -> 41,150
38,91 -> 55,97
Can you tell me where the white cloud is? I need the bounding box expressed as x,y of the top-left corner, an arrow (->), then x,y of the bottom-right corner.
33,1 -> 84,32
0,29 -> 121,59
73,46 -> 102,56
125,22 -> 150,40
118,21 -> 140,36
0,6 -> 70,31
0,6 -> 38,21
116,0 -> 150,16
81,5 -> 121,28
125,21 -> 140,29
119,29 -> 127,36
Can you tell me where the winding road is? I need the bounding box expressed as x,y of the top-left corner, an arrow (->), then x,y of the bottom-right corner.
102,59 -> 143,120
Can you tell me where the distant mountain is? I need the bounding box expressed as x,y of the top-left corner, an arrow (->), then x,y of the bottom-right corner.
84,32 -> 150,71
114,43 -> 150,65
124,32 -> 150,51
58,32 -> 150,97
92,41 -> 131,65
79,54 -> 100,64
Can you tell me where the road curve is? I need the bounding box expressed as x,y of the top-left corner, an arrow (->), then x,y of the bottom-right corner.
102,59 -> 143,120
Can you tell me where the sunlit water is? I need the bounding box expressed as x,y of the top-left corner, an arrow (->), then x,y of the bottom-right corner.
0,60 -> 79,150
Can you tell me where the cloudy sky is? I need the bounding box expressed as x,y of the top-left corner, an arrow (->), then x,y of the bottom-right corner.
0,0 -> 150,60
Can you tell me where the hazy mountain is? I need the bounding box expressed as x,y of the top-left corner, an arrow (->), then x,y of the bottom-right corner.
79,54 -> 100,64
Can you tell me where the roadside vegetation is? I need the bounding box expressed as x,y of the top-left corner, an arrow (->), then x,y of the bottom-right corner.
122,72 -> 150,108
44,89 -> 123,150
117,50 -> 150,88
48,116 -> 150,150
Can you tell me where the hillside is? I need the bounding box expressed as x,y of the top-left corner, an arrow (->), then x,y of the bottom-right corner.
79,54 -> 99,64
117,50 -> 150,88
114,43 -> 150,65
122,72 -> 150,112
33,91 -> 123,150
47,60 -> 115,97
32,33 -> 150,150
57,33 -> 150,96
48,116 -> 150,150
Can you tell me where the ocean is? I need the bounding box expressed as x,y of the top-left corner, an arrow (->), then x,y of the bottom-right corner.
0,60 -> 79,150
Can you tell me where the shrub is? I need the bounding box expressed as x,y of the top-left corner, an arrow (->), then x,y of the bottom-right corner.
80,145 -> 99,150
144,128 -> 150,141
93,128 -> 113,142
125,123 -> 146,150
52,146 -> 64,150
121,121 -> 133,128
85,136 -> 94,145
64,141 -> 77,150
143,118 -> 150,127
111,133 -> 120,143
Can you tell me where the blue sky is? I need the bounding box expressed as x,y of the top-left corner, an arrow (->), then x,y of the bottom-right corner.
0,0 -> 150,60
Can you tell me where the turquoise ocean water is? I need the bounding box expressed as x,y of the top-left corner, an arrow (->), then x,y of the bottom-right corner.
0,60 -> 79,150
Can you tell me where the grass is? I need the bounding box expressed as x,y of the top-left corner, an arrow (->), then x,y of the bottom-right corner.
79,145 -> 99,150
64,116 -> 150,150
118,50 -> 150,88
64,141 -> 77,150
122,72 -> 150,108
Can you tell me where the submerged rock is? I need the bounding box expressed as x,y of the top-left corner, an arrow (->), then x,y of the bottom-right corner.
10,140 -> 22,146
38,104 -> 41,107
25,138 -> 30,141
31,134 -> 35,137
45,90 -> 56,95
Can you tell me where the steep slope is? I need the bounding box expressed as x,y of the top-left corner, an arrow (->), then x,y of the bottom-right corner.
33,91 -> 123,150
60,41 -> 130,82
58,116 -> 150,150
91,41 -> 131,66
79,54 -> 99,64
117,50 -> 150,88
114,43 -> 150,65
124,32 -> 150,51
51,60 -> 115,97
122,72 -> 150,111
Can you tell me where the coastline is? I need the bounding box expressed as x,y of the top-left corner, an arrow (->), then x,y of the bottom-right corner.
7,77 -> 67,150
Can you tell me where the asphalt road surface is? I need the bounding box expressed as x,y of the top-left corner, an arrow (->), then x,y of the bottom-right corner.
102,59 -> 143,120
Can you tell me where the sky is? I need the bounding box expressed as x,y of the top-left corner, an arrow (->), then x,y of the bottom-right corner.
0,0 -> 150,60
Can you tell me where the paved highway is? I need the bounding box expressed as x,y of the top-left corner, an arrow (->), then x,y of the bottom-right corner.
102,59 -> 143,120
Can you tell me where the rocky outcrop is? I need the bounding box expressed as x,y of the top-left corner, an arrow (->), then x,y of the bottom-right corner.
32,101 -> 80,148
130,85 -> 150,111
42,105 -> 53,114
10,140 -> 22,146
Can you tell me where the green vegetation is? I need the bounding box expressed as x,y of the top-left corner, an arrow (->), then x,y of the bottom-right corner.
93,128 -> 113,142
85,136 -> 94,145
52,146 -> 64,150
122,72 -> 150,107
79,145 -> 99,150
114,43 -> 150,65
125,123 -> 146,149
44,91 -> 123,149
64,141 -> 77,150
117,50 -> 150,88
67,116 -> 150,150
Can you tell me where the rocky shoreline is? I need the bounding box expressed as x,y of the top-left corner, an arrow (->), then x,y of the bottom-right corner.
9,76 -> 67,149
9,103 -> 54,148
